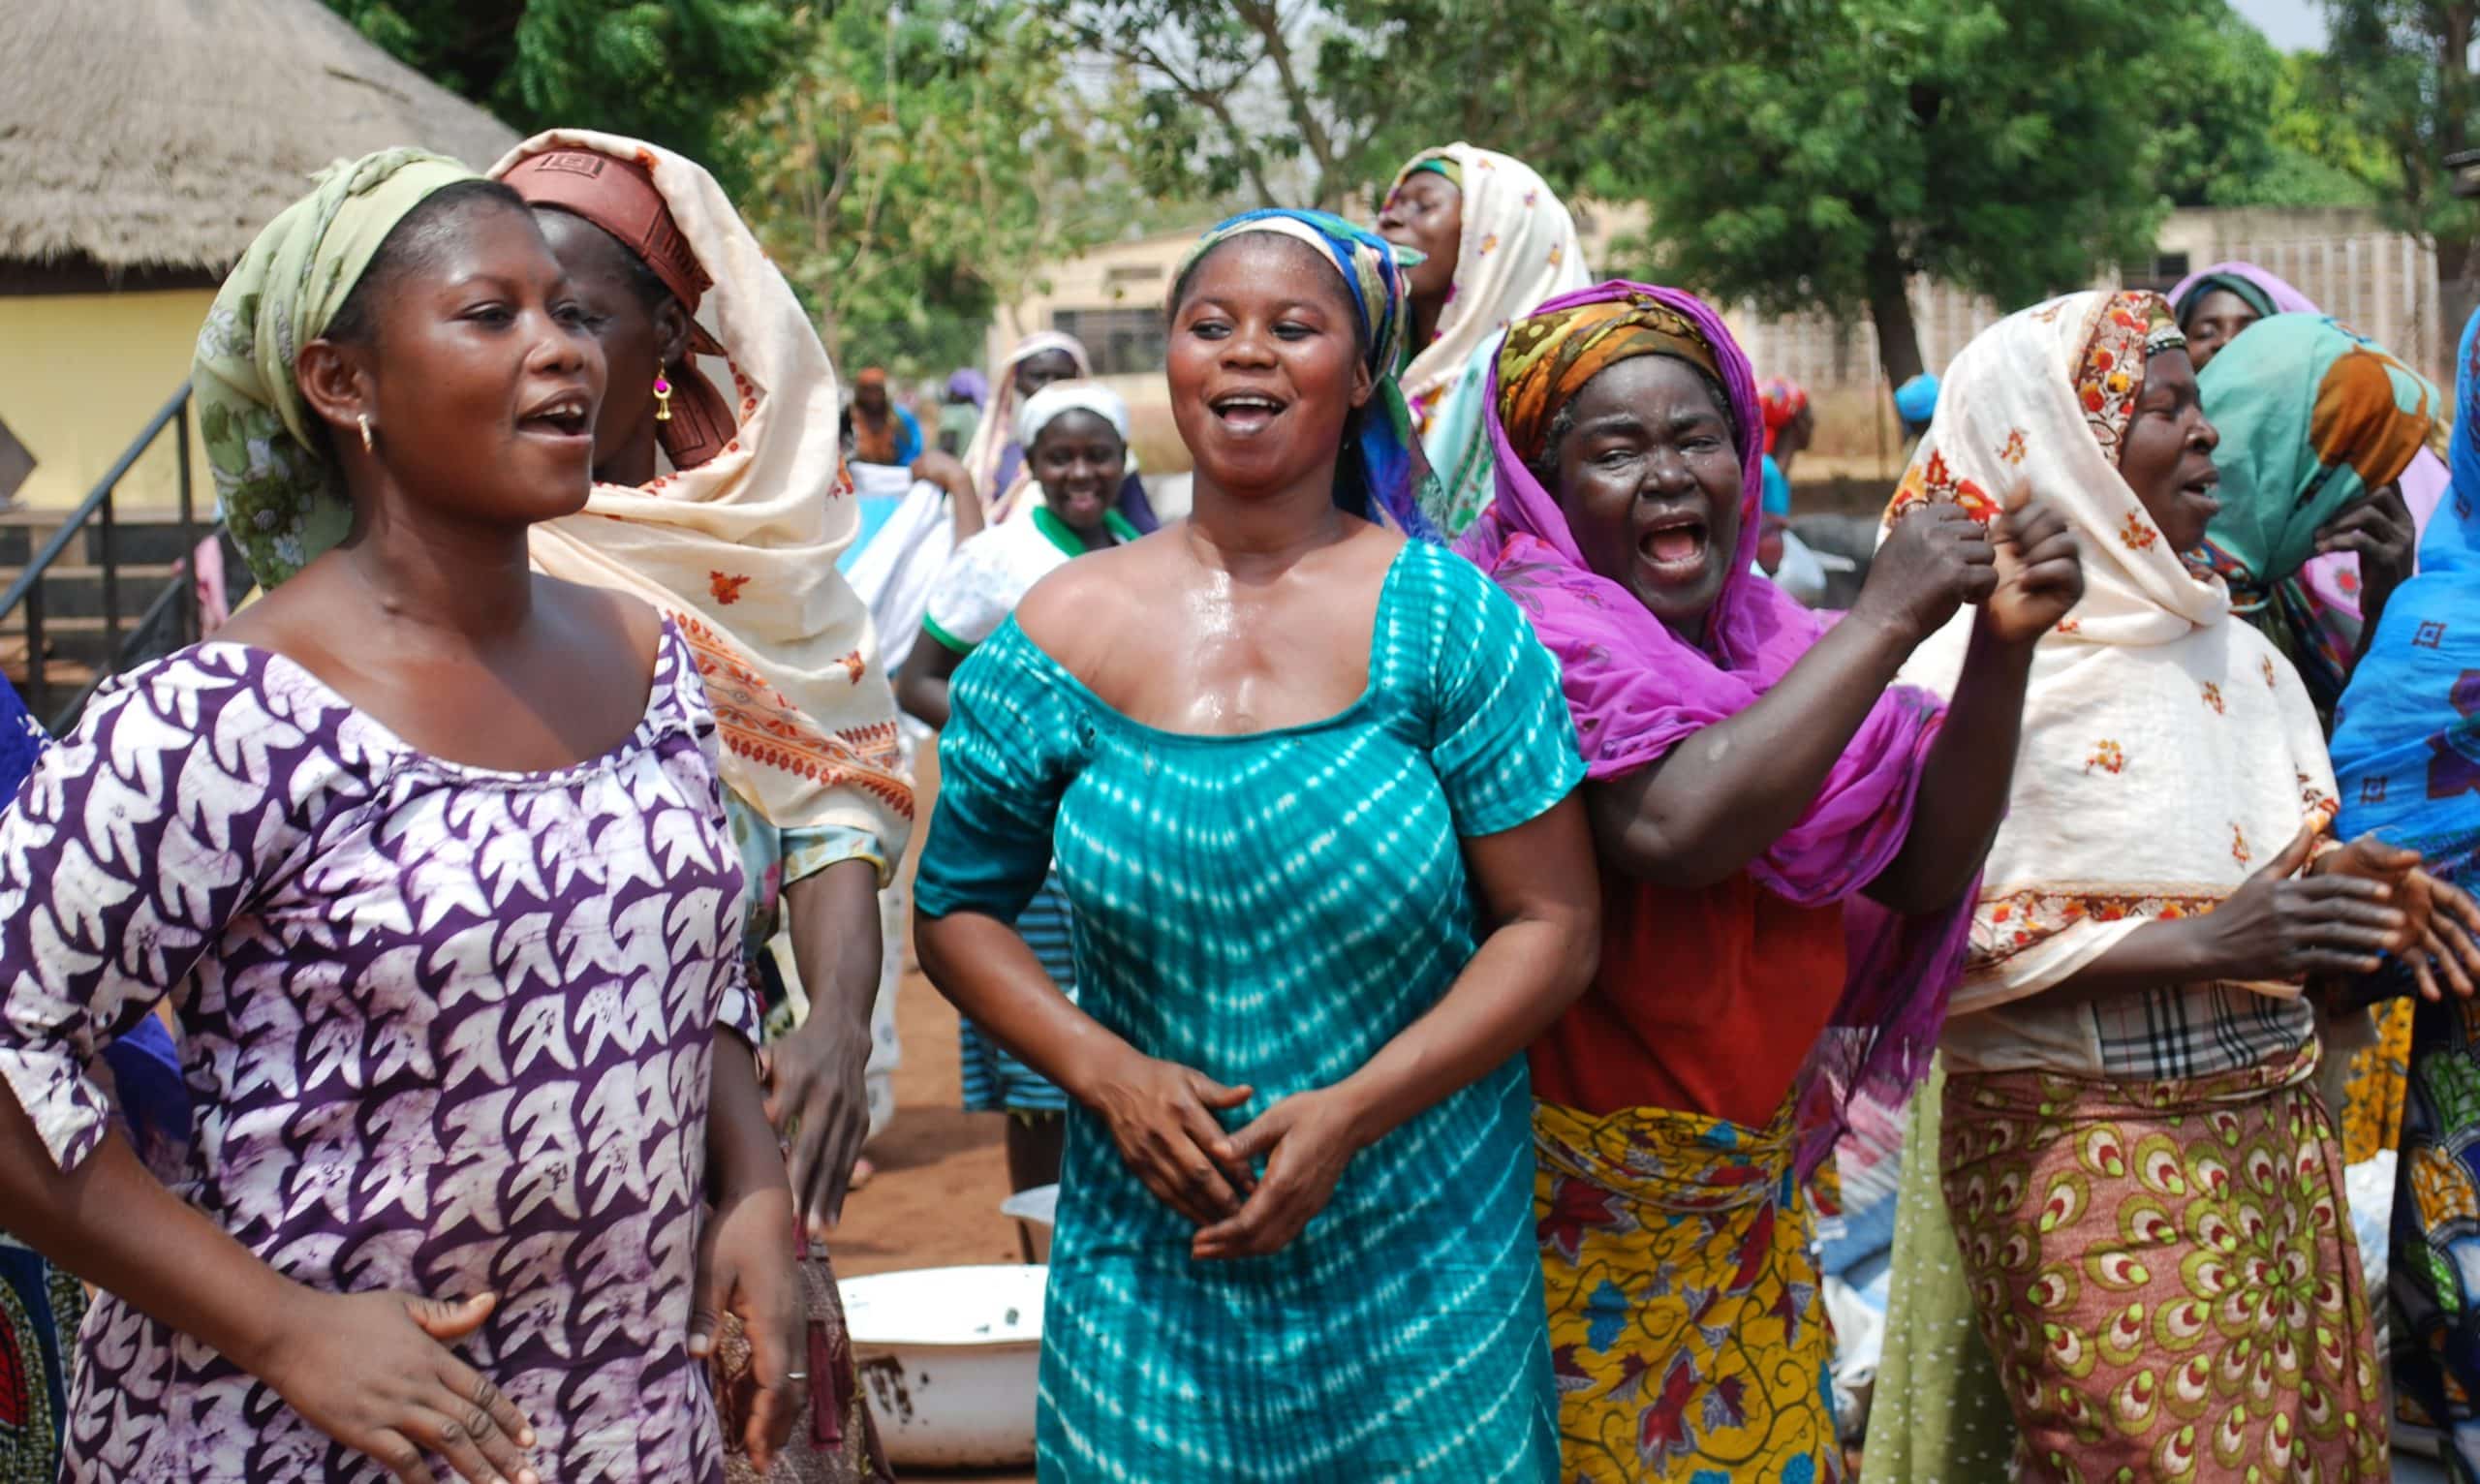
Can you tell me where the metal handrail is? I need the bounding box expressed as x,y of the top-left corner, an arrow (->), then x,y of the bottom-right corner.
1,383 -> 213,730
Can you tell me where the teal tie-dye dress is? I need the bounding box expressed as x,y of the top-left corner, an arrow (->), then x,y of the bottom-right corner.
915,542 -> 1582,1481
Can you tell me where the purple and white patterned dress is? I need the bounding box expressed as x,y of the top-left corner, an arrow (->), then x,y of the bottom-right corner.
0,623 -> 755,1482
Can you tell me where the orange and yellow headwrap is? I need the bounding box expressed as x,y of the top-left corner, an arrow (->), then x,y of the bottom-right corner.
1495,294 -> 1726,467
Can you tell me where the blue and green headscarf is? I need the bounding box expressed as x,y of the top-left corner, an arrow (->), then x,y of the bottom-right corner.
2196,313 -> 2439,721
1171,209 -> 1442,541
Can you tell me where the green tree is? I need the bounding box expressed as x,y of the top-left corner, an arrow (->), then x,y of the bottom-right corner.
2151,14 -> 2382,207
324,0 -> 799,193
1533,0 -> 2215,385
1063,0 -> 1370,207
731,2 -> 1146,371
2316,0 -> 2480,332
1317,0 -> 1610,207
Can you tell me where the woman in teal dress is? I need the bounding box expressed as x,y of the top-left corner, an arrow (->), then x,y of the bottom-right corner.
914,209 -> 1601,1480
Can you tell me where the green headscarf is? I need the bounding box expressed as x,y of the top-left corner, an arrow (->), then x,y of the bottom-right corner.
2174,271 -> 2277,325
192,148 -> 478,589
2195,311 -> 2439,718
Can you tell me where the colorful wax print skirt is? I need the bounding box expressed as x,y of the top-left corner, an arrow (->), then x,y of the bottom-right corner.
1534,1098 -> 1842,1484
1941,1041 -> 2387,1482
2388,992 -> 2480,1478
0,1238 -> 81,1484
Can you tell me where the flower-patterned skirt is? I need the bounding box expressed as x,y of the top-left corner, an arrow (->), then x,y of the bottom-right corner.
1940,1040 -> 2387,1483
1533,1098 -> 1840,1484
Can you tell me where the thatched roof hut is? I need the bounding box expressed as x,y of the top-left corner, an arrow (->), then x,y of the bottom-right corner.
0,0 -> 519,277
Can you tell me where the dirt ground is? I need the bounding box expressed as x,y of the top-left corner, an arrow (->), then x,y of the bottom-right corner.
824,944 -> 1040,1483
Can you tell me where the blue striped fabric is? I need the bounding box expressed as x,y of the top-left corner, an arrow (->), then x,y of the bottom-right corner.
958,869 -> 1077,1114
916,541 -> 1583,1480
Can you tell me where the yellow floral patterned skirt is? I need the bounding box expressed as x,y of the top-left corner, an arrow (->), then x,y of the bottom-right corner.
1534,1098 -> 1841,1484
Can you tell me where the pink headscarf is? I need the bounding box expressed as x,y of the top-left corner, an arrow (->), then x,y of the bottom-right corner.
1457,280 -> 1970,1170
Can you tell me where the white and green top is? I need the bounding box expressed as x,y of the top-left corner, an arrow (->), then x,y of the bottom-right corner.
922,505 -> 1140,655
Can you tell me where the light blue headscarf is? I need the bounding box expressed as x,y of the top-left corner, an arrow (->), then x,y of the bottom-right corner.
2331,306 -> 2480,870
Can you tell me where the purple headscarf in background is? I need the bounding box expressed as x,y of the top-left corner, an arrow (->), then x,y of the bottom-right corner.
1457,279 -> 1970,1173
2167,259 -> 2320,320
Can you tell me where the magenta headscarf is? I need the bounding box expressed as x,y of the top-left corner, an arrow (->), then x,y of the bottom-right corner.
1457,280 -> 1969,1171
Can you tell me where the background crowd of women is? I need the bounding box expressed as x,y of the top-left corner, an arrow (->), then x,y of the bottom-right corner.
5,121 -> 2480,1484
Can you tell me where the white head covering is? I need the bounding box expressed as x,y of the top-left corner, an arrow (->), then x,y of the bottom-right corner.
964,330 -> 1091,505
1388,144 -> 1592,409
1013,380 -> 1129,450
1382,144 -> 1592,532
1891,291 -> 2336,1014
499,129 -> 914,855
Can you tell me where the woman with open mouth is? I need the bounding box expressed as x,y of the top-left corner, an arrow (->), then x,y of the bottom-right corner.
0,149 -> 793,1482
896,380 -> 1143,1199
1882,290 -> 2480,1484
495,131 -> 914,1484
1375,142 -> 1592,536
914,208 -> 1599,1479
1457,279 -> 2084,1483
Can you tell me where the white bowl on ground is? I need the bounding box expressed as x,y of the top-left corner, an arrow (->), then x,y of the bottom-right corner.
838,1263 -> 1047,1468
1000,1183 -> 1060,1263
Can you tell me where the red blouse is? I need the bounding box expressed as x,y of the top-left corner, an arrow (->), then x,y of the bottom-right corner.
1529,869 -> 1848,1128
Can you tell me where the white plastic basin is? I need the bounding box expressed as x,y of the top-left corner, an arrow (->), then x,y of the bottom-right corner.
839,1263 -> 1047,1468
1000,1183 -> 1060,1262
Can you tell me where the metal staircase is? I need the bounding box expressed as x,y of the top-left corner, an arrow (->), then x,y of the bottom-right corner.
0,384 -> 228,732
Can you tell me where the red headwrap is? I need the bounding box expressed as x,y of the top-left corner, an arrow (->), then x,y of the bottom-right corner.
502,147 -> 737,470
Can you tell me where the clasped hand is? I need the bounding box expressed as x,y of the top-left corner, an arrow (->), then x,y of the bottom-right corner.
1085,1049 -> 1367,1262
1861,494 -> 2083,647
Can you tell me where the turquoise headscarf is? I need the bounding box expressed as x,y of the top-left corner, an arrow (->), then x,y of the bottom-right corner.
2195,313 -> 2439,719
192,148 -> 480,589
1171,209 -> 1442,541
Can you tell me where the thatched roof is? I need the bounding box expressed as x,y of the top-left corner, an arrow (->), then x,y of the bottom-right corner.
0,0 -> 520,274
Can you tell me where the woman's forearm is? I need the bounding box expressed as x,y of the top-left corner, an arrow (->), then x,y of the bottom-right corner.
895,638 -> 960,731
0,1087 -> 308,1377
1590,612 -> 1915,888
784,858 -> 882,1041
2042,917 -> 2213,1003
1867,614 -> 2035,912
1330,909 -> 1597,1147
706,1030 -> 790,1199
915,911 -> 1142,1103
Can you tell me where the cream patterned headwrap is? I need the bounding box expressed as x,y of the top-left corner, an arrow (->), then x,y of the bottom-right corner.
1890,292 -> 2337,1014
1382,144 -> 1591,532
192,148 -> 478,588
499,130 -> 913,855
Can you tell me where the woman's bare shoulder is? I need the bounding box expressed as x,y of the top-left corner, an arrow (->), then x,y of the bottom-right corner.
1013,533 -> 1169,673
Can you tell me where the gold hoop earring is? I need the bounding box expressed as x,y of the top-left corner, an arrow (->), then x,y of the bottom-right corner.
654,373 -> 673,423
357,414 -> 374,454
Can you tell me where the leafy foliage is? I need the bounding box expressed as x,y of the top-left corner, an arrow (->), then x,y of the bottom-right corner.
2315,2 -> 2479,236
730,2 -> 1150,372
2150,8 -> 2378,208
325,0 -> 798,193
1554,0 -> 2186,381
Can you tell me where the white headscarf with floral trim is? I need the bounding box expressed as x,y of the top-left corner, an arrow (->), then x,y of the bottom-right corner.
1891,291 -> 2336,1013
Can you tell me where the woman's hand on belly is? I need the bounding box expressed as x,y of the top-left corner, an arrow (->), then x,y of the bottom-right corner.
1190,1085 -> 1366,1261
257,1288 -> 541,1484
1081,1046 -> 1259,1227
